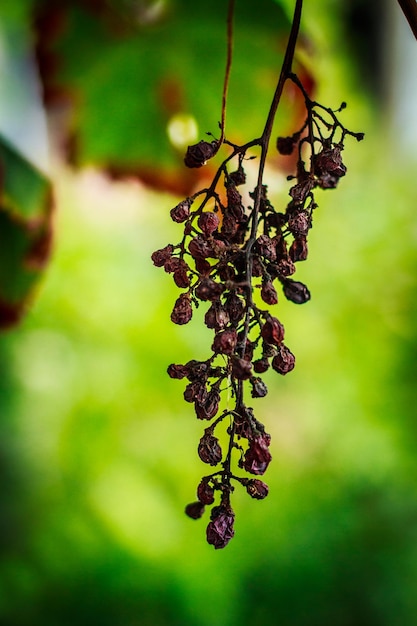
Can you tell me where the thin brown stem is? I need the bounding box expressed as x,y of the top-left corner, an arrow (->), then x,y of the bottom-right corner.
220,0 -> 236,144
240,0 -> 303,356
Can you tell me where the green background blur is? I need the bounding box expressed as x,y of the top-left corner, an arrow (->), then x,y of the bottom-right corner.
1,1 -> 417,624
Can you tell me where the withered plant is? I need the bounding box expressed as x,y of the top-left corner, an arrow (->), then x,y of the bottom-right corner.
152,0 -> 363,548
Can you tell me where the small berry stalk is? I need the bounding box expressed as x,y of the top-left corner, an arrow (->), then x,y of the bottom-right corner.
151,0 -> 363,548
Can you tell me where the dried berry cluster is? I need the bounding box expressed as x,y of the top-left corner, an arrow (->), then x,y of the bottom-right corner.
152,3 -> 363,548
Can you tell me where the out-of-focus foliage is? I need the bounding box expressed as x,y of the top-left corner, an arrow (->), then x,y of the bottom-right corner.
33,0 -> 295,190
0,136 -> 52,328
1,0 -> 417,624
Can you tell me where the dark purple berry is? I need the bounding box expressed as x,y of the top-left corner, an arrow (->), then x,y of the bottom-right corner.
171,294 -> 192,325
197,479 -> 215,505
206,505 -> 235,549
184,139 -> 220,168
261,316 -> 285,346
198,211 -> 219,236
246,479 -> 269,499
282,278 -> 311,304
198,431 -> 222,466
170,199 -> 192,223
271,344 -> 295,375
185,501 -> 205,519
151,244 -> 173,267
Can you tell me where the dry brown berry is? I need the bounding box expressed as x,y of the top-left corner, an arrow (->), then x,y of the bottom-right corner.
184,139 -> 220,168
195,278 -> 224,301
197,479 -> 215,505
188,235 -> 214,260
195,389 -> 220,420
271,343 -> 295,374
151,244 -> 174,267
171,294 -> 192,325
261,280 -> 278,305
173,267 -> 190,288
261,316 -> 285,346
253,358 -> 270,374
250,377 -> 268,398
282,278 -> 311,304
289,236 -> 308,262
242,436 -> 272,475
212,328 -> 238,355
206,505 -> 235,549
277,135 -> 296,155
256,234 -> 277,261
204,303 -> 230,330
167,364 -> 188,379
198,211 -> 219,236
246,479 -> 269,499
185,501 -> 205,519
170,199 -> 192,223
231,357 -> 253,380
198,431 -> 222,466
288,210 -> 311,236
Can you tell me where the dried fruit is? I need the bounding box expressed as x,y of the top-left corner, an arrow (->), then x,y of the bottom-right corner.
151,0 -> 362,549
245,479 -> 269,499
198,431 -> 222,466
206,505 -> 235,549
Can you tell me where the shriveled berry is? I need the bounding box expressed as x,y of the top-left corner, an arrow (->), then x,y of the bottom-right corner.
171,294 -> 192,325
229,166 -> 246,186
184,381 -> 207,403
197,478 -> 215,505
170,199 -> 192,223
276,258 -> 296,277
185,360 -> 209,382
151,244 -> 173,267
224,293 -> 245,324
252,256 -> 264,277
253,358 -> 270,374
185,501 -> 205,519
220,212 -> 239,238
173,267 -> 190,288
246,479 -> 269,499
250,377 -> 268,398
289,177 -> 315,204
261,280 -> 278,305
194,259 -> 210,278
167,363 -> 188,379
231,357 -> 252,380
288,210 -> 311,236
188,235 -> 214,259
277,135 -> 296,155
195,389 -> 220,420
255,234 -> 276,261
164,256 -> 184,274
314,143 -> 346,178
212,328 -> 238,355
198,431 -> 222,466
198,211 -> 219,236
195,278 -> 224,301
282,278 -> 311,304
226,183 -> 244,219
289,236 -> 308,262
184,139 -> 220,168
242,436 -> 272,475
261,316 -> 284,346
206,505 -> 235,549
271,343 -> 295,374
204,303 -> 230,330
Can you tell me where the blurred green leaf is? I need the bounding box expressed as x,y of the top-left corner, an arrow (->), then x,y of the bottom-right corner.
0,135 -> 52,328
33,0 -> 293,190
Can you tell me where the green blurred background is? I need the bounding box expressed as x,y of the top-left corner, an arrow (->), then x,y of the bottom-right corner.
1,0 -> 417,624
